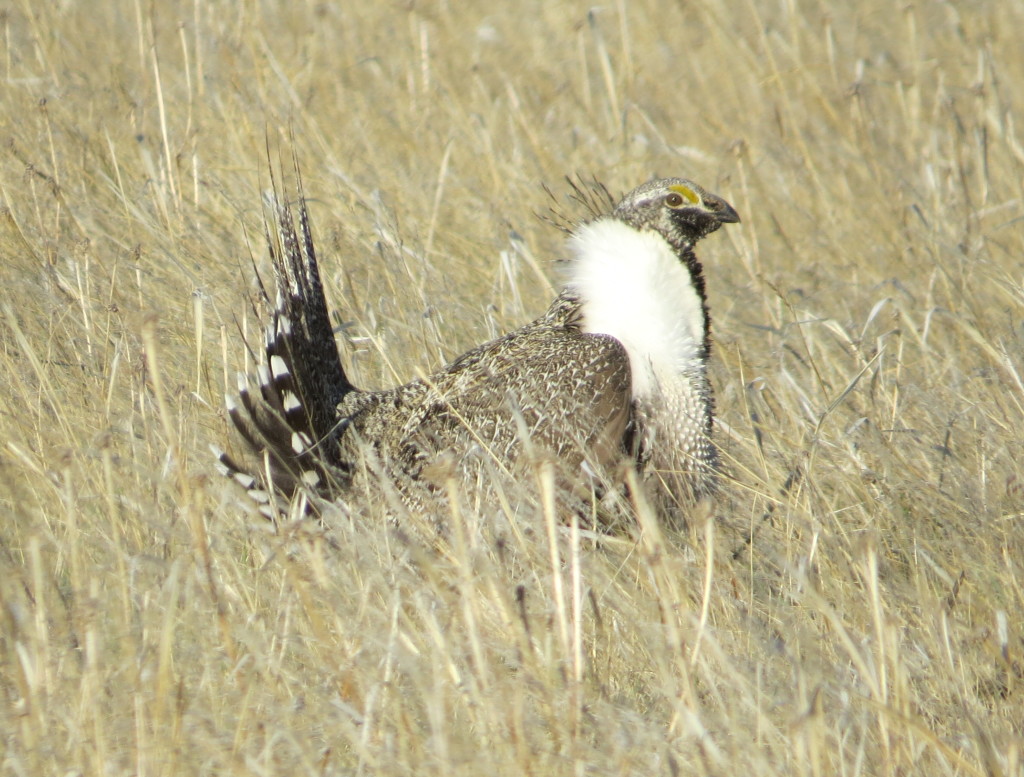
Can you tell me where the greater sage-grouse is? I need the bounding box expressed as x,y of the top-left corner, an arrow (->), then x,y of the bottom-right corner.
215,174 -> 739,523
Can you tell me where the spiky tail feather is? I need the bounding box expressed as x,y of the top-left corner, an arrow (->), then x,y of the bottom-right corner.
217,155 -> 356,506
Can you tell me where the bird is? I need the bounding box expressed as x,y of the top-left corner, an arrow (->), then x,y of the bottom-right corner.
214,169 -> 739,526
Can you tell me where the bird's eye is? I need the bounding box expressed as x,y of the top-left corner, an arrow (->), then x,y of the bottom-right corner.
665,184 -> 699,209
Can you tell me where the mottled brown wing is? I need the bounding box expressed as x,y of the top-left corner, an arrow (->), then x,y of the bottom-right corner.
405,327 -> 635,479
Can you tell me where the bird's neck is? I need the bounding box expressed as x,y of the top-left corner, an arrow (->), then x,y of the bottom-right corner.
564,218 -> 709,399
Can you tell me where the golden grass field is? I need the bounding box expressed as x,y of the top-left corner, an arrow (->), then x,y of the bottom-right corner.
0,0 -> 1022,774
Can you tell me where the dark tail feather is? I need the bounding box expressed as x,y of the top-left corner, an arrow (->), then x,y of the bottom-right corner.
266,155 -> 356,431
218,156 -> 356,507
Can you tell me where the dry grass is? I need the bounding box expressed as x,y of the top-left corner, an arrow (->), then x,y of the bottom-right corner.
0,0 -> 1022,774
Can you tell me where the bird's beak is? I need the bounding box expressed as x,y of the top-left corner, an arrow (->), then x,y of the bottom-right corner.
706,194 -> 741,224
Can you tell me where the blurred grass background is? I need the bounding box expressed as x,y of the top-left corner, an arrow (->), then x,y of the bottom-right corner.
0,0 -> 1022,774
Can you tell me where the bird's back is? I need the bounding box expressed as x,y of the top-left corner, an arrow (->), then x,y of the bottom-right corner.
332,292 -> 636,511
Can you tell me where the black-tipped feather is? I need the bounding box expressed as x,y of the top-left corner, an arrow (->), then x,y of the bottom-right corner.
265,161 -> 355,432
217,156 -> 357,502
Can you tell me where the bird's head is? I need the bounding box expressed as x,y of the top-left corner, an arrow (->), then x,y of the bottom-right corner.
612,178 -> 740,250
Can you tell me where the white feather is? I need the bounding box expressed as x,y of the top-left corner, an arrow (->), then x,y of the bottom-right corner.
565,218 -> 705,399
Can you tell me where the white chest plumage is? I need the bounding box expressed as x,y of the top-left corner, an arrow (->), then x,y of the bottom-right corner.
564,216 -> 716,496
565,218 -> 707,400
